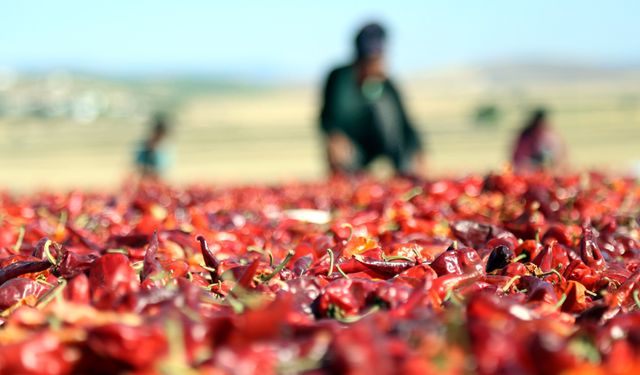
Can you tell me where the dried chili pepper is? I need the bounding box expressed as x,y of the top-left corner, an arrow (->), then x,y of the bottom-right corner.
579,222 -> 606,271
486,245 -> 514,273
56,250 -> 98,279
196,235 -> 219,283
353,256 -> 415,277
141,231 -> 162,281
0,260 -> 51,286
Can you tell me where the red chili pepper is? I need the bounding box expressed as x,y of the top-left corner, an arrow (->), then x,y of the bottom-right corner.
485,245 -> 514,273
398,264 -> 438,280
563,259 -> 600,290
236,259 -> 260,289
0,332 -> 72,375
430,269 -> 483,301
65,223 -> 102,252
607,269 -> 640,309
514,239 -> 543,262
141,231 -> 162,281
88,253 -> 139,309
431,250 -> 463,276
64,273 -> 90,304
317,278 -> 377,317
310,256 -> 368,276
108,233 -> 150,248
353,256 -> 415,277
500,262 -> 528,277
431,247 -> 483,277
457,281 -> 497,299
196,235 -> 219,283
390,279 -> 434,318
30,237 -> 50,260
0,260 -> 51,286
560,280 -> 588,313
519,276 -> 558,305
542,225 -> 574,247
451,220 -> 494,248
86,323 -> 168,370
0,278 -> 49,309
580,221 -> 606,271
56,250 -> 98,279
528,332 -> 579,375
485,237 -> 518,252
0,171 -> 638,373
291,254 -> 313,276
532,242 -> 555,272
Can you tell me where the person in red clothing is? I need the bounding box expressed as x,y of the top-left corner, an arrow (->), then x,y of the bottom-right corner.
512,109 -> 566,173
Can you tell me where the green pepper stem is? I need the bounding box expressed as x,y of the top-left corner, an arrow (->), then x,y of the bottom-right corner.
201,265 -> 217,273
247,246 -> 274,267
340,223 -> 354,242
633,290 -> 640,310
326,248 -> 335,277
36,279 -> 67,309
554,293 -> 567,310
502,275 -> 521,292
42,240 -> 59,266
537,268 -> 564,280
334,305 -> 380,323
267,250 -> 274,268
261,250 -> 295,282
411,248 -> 422,261
12,226 -> 25,253
105,248 -> 129,255
584,289 -> 598,297
336,264 -> 350,279
402,187 -> 423,201
383,255 -> 415,262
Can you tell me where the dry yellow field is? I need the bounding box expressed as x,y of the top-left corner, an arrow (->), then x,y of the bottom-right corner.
1,76 -> 639,192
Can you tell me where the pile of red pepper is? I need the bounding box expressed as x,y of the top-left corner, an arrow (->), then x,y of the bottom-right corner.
0,171 -> 639,374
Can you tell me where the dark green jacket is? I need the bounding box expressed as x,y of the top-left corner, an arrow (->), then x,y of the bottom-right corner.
320,64 -> 423,173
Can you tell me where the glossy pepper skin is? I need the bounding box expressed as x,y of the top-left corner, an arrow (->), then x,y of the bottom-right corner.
196,235 -> 219,283
141,231 -> 162,282
0,278 -> 49,309
486,245 -> 514,273
56,251 -> 97,279
0,260 -> 51,285
82,323 -> 169,372
88,253 -> 139,310
353,256 -> 416,276
0,172 -> 639,374
431,246 -> 483,276
0,332 -> 72,375
580,222 -> 606,271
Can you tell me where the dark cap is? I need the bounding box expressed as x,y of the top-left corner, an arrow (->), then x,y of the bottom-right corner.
355,22 -> 387,61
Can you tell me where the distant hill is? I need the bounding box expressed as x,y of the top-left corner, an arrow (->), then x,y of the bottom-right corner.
2,61 -> 639,122
6,60 -> 640,91
408,61 -> 640,89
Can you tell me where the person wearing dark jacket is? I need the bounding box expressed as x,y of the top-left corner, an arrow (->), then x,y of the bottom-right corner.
319,22 -> 426,177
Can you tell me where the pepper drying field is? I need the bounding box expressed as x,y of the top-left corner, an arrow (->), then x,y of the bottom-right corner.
0,172 -> 640,374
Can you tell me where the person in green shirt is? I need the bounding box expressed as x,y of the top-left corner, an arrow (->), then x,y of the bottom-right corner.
134,113 -> 173,179
319,22 -> 426,177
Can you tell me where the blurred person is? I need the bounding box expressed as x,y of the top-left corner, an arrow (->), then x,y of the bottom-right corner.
135,113 -> 172,178
319,22 -> 426,178
512,109 -> 566,173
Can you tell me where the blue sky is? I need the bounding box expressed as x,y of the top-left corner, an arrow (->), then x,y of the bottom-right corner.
2,1 -> 639,81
